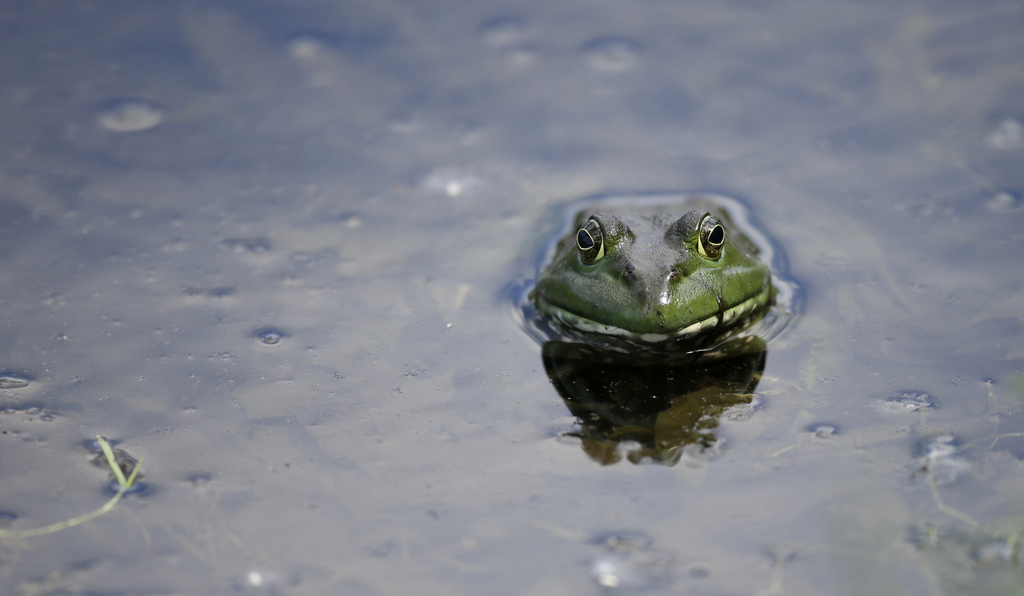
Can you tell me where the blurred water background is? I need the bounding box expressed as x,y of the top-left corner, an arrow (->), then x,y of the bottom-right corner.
1,1 -> 1023,594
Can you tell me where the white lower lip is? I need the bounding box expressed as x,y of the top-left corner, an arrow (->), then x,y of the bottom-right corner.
536,286 -> 771,344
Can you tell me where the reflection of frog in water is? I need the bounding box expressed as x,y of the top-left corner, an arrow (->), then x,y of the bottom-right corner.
525,196 -> 783,465
544,336 -> 766,466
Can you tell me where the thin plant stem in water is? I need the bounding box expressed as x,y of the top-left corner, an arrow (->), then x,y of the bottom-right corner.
0,436 -> 143,539
927,473 -> 979,528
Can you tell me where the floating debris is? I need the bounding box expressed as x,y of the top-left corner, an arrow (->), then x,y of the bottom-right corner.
0,436 -> 142,539
91,442 -> 143,483
879,391 -> 934,414
0,376 -> 30,390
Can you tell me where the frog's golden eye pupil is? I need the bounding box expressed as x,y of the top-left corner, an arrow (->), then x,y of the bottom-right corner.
576,218 -> 605,264
697,214 -> 725,260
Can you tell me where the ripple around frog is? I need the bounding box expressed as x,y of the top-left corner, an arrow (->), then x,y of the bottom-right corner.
512,192 -> 801,465
512,191 -> 801,363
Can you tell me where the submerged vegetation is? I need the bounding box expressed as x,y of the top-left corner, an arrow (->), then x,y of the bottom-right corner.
0,436 -> 142,540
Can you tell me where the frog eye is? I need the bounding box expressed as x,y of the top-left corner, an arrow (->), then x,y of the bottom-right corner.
697,214 -> 725,260
576,218 -> 605,264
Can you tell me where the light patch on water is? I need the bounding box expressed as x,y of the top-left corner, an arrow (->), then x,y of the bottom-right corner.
97,99 -> 164,132
582,37 -> 642,72
588,533 -> 673,592
986,118 -> 1024,150
288,37 -> 325,62
987,190 -> 1020,213
916,434 -> 971,486
480,17 -> 528,47
422,169 -> 481,198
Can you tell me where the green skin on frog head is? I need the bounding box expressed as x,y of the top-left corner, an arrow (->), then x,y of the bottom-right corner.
533,207 -> 773,345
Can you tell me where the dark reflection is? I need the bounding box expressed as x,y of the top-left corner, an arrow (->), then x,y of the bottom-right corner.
543,336 -> 767,466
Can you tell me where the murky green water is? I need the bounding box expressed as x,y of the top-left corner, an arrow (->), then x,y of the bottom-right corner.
1,1 -> 1022,594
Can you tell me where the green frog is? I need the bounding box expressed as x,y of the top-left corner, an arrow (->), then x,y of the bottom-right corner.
531,197 -> 774,353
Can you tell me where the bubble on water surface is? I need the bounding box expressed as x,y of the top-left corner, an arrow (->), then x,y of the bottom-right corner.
986,118 -> 1024,150
255,329 -> 285,345
582,37 -> 641,72
0,376 -> 30,389
97,99 -> 164,132
986,190 -> 1020,212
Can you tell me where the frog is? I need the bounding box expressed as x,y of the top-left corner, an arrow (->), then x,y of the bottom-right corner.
531,198 -> 774,353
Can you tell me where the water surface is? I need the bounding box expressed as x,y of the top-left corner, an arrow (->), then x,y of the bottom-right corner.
1,1 -> 1022,594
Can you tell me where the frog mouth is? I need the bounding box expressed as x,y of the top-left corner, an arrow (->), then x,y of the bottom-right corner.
534,285 -> 771,345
